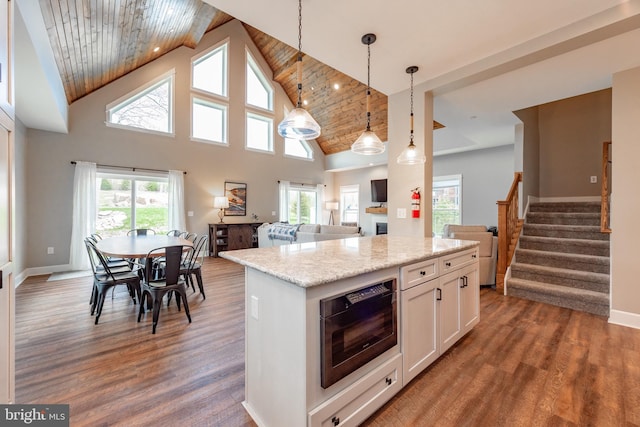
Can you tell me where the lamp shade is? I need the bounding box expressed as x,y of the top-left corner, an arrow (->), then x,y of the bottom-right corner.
397,143 -> 427,165
278,107 -> 321,140
214,196 -> 229,209
351,130 -> 385,155
326,202 -> 339,210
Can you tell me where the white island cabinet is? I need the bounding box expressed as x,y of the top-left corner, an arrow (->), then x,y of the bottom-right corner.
220,235 -> 479,427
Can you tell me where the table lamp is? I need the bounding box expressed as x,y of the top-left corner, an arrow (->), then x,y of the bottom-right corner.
214,196 -> 229,223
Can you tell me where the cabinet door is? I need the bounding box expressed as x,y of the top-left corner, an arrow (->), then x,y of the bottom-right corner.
438,270 -> 462,354
401,277 -> 439,386
460,263 -> 480,334
228,225 -> 253,250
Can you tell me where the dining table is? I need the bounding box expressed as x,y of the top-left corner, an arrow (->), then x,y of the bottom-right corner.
95,234 -> 193,259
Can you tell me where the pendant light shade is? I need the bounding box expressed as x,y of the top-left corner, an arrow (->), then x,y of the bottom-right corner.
277,0 -> 321,140
397,66 -> 426,165
351,33 -> 385,155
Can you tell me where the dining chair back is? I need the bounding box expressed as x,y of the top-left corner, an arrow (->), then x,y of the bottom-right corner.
180,235 -> 208,299
166,229 -> 183,237
127,228 -> 156,236
84,239 -> 141,324
138,245 -> 191,334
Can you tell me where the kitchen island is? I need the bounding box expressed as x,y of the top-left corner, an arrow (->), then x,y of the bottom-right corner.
220,235 -> 480,427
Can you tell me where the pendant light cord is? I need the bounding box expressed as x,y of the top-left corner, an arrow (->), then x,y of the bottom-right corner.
410,70 -> 414,144
296,0 -> 303,108
366,41 -> 372,131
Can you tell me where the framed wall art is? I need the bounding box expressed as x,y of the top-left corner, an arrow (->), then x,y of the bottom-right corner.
224,181 -> 247,216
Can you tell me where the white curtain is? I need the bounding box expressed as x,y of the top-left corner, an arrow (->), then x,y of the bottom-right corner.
316,184 -> 324,225
69,161 -> 96,271
168,170 -> 186,232
278,180 -> 290,222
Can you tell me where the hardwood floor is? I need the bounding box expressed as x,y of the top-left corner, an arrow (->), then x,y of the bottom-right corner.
16,258 -> 640,426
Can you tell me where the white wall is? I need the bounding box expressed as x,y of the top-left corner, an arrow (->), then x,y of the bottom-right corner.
433,144 -> 514,228
610,65 -> 640,326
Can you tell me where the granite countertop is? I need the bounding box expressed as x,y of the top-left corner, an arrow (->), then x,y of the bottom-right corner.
219,235 -> 479,288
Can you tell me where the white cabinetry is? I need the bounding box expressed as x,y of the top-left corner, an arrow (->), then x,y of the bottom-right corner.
400,247 -> 480,387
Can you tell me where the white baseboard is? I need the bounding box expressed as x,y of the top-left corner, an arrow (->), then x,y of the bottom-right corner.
608,309 -> 640,330
15,264 -> 72,288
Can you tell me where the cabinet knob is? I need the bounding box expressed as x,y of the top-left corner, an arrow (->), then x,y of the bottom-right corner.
445,262 -> 451,267
332,416 -> 340,426
419,270 -> 426,276
472,254 -> 477,259
385,377 -> 392,385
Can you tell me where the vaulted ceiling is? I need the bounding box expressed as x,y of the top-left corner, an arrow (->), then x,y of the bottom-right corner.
18,0 -> 640,158
36,0 -> 394,155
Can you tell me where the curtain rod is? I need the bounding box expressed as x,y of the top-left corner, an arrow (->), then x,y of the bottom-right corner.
71,161 -> 186,175
277,180 -> 325,187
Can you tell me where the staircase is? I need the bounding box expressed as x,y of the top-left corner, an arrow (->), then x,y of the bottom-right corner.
507,201 -> 610,317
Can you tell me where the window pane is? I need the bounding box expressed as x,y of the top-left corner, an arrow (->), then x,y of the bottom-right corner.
340,185 -> 359,224
288,189 -> 318,224
285,138 -> 312,159
192,98 -> 227,143
247,113 -> 273,151
108,78 -> 172,133
97,178 -> 132,237
135,180 -> 169,230
246,52 -> 273,110
193,43 -> 227,97
433,176 -> 462,237
96,174 -> 169,236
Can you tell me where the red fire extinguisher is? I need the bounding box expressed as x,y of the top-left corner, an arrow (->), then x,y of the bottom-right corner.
411,187 -> 421,218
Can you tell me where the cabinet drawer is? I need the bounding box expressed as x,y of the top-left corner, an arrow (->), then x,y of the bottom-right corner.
308,354 -> 402,427
440,247 -> 479,272
400,258 -> 438,290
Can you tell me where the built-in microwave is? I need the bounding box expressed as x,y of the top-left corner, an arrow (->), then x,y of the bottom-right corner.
319,279 -> 397,388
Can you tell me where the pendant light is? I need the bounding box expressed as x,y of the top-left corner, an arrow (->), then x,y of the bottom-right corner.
277,0 -> 321,140
351,33 -> 385,155
397,66 -> 426,165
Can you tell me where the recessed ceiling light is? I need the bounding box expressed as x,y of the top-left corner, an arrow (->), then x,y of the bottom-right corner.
303,100 -> 308,106
153,47 -> 160,53
333,83 -> 340,90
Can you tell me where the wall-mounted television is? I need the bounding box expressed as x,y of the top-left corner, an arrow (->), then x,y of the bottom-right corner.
371,179 -> 387,205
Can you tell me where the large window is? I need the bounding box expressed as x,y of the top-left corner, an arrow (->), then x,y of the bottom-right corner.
106,72 -> 174,135
340,185 -> 359,225
246,50 -> 273,111
191,96 -> 228,144
432,175 -> 462,237
246,112 -> 273,152
192,41 -> 228,97
288,187 -> 318,224
96,173 -> 169,237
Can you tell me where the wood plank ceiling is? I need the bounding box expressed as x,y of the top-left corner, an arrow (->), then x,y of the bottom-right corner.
38,0 -> 419,155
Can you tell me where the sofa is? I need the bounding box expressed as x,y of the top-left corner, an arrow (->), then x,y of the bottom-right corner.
258,223 -> 362,247
442,224 -> 497,286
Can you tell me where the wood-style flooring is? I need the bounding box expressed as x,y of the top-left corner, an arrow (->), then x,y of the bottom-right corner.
15,257 -> 640,426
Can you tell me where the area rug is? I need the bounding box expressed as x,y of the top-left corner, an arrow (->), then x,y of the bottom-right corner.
47,270 -> 92,281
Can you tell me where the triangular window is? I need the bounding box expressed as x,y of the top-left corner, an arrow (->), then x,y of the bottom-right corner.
246,50 -> 273,111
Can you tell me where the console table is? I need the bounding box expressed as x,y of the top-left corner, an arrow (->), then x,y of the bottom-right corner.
209,222 -> 262,257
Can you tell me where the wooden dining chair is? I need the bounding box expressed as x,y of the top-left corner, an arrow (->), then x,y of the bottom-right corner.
84,239 -> 142,324
138,245 -> 191,334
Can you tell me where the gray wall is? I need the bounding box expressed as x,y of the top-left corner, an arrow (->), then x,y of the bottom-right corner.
516,89 -> 611,201
433,144 -> 514,228
24,20 -> 327,269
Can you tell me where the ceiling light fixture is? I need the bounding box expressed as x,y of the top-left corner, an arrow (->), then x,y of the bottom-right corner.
397,66 -> 426,165
351,33 -> 385,155
277,0 -> 321,140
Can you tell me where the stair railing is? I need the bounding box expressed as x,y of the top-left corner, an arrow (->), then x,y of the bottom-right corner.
601,141 -> 612,233
496,172 -> 524,293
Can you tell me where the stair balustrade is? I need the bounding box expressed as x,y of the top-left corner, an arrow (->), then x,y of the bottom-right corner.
496,172 -> 524,293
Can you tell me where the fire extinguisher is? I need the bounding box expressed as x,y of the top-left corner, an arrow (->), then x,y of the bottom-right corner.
411,187 -> 421,218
